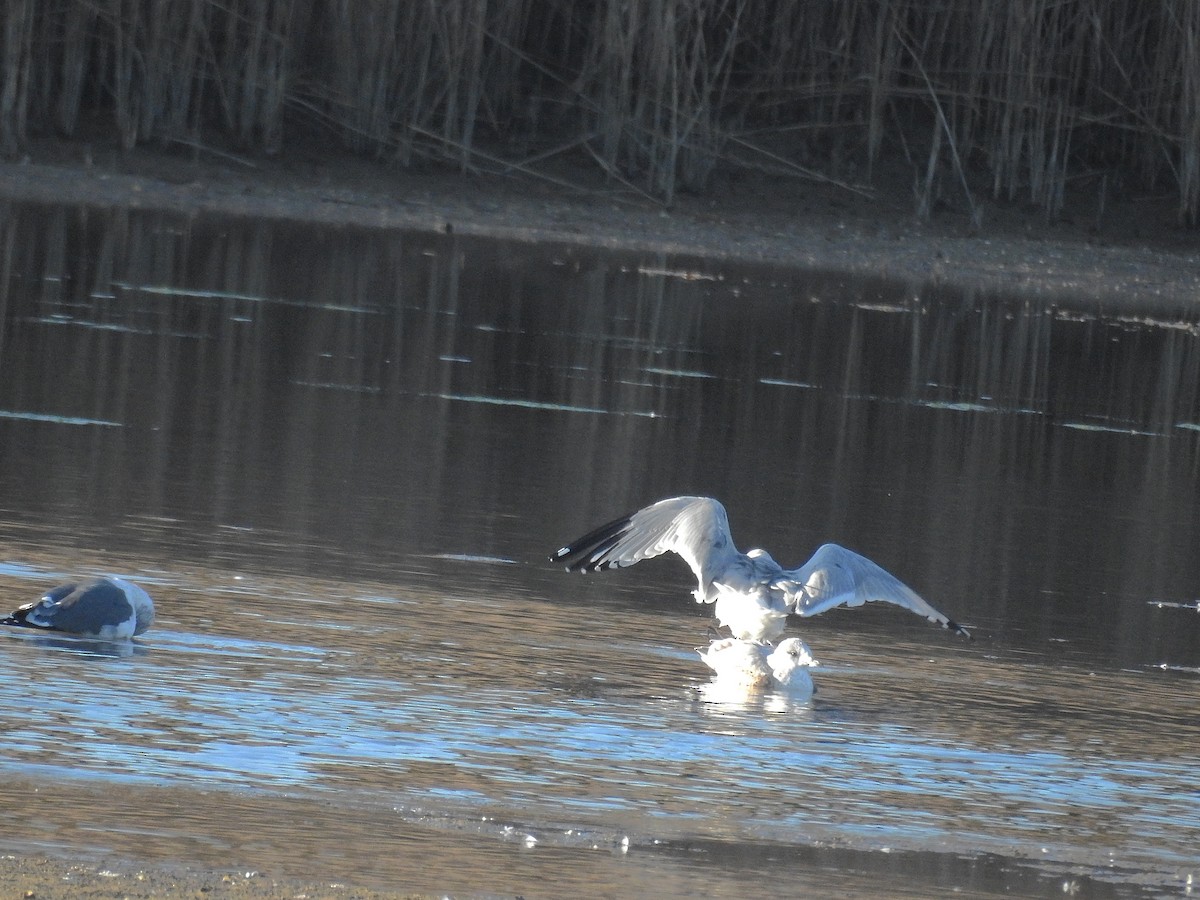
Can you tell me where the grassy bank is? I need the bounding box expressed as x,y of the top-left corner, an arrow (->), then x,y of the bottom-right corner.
2,0 -> 1197,223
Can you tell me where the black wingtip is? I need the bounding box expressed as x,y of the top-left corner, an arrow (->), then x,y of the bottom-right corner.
947,619 -> 973,641
551,512 -> 635,574
550,545 -> 588,571
550,546 -> 602,573
1,609 -> 39,629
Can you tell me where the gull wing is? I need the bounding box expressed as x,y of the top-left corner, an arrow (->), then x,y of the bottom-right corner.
552,496 -> 741,600
2,580 -> 132,634
776,543 -> 971,638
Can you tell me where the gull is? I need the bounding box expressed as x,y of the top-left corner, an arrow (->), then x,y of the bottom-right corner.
697,636 -> 818,696
1,576 -> 155,639
553,496 -> 970,643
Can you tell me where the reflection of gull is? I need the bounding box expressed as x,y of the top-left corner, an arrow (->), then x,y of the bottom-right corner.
1,577 -> 155,639
697,637 -> 818,694
554,496 -> 970,643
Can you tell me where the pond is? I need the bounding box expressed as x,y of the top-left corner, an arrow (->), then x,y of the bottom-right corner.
0,200 -> 1197,898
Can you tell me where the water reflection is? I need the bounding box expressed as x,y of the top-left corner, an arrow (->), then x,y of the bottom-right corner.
0,200 -> 1198,896
695,677 -> 818,716
2,629 -> 146,658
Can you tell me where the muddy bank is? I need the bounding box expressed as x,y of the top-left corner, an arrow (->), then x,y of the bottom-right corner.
0,854 -> 420,900
2,139 -> 1198,307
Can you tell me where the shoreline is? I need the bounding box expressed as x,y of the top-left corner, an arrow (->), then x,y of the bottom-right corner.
0,853 -> 413,900
2,141 -> 1198,308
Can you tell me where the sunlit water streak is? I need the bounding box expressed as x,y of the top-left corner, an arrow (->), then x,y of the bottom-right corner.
0,201 -> 1198,897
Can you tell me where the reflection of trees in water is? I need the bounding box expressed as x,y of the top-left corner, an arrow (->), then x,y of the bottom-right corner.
1,202 -> 1199,668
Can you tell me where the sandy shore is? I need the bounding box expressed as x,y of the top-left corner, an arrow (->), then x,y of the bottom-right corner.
0,854 -> 424,899
2,138 -> 1198,307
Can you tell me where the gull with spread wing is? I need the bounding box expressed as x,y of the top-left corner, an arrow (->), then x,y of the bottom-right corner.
553,496 -> 970,644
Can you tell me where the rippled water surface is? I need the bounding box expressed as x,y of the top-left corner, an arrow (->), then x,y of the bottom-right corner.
1,201 -> 1198,897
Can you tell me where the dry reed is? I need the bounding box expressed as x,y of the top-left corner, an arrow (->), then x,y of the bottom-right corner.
0,0 -> 1196,223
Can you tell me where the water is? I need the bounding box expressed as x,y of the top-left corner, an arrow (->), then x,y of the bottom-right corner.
0,200 -> 1198,898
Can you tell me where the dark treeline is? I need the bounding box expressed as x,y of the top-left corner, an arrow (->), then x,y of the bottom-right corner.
2,0 -> 1197,223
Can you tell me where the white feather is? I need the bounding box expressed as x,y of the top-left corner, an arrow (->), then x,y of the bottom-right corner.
556,496 -> 969,644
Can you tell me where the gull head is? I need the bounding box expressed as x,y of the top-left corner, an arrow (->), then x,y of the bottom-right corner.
767,638 -> 818,680
745,547 -> 779,567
